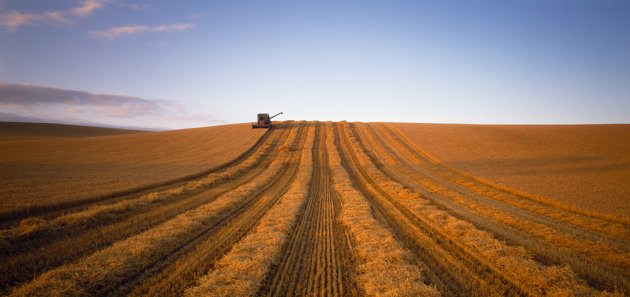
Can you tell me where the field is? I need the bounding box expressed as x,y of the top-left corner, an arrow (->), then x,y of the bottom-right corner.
0,122 -> 143,139
1,121 -> 628,296
0,122 -> 266,221
390,123 -> 630,216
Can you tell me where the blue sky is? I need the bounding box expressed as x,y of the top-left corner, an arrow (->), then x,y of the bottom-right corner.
1,0 -> 629,129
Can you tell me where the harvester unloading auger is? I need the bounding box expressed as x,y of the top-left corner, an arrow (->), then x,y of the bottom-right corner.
252,112 -> 283,129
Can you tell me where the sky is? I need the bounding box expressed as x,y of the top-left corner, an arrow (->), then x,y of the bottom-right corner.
1,0 -> 629,130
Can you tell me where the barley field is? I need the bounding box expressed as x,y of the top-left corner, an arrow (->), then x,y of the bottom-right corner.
1,121 -> 628,296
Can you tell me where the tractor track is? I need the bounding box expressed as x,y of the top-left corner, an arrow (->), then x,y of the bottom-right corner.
102,122 -> 312,297
333,122 -> 530,297
9,122 -> 309,296
0,123 -> 277,225
5,120 -> 627,296
0,123 -> 293,295
2,124 -> 290,256
259,122 -> 361,297
357,121 -> 630,250
355,122 -> 630,293
373,123 -> 630,243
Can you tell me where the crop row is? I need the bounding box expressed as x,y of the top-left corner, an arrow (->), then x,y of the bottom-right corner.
8,122 -> 308,296
353,122 -> 629,293
333,122 -> 603,296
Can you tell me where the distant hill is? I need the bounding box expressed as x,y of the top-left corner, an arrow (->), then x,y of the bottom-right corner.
0,122 -> 145,139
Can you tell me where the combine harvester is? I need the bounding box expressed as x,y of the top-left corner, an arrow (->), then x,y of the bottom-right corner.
252,112 -> 283,129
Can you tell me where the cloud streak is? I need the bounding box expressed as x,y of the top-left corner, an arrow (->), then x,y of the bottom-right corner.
90,23 -> 194,39
0,82 -> 160,117
0,82 -> 222,129
0,0 -> 108,31
72,0 -> 107,17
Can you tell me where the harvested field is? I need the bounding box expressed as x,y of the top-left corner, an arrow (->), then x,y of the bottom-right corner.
389,123 -> 630,216
1,121 -> 628,296
0,122 -> 266,221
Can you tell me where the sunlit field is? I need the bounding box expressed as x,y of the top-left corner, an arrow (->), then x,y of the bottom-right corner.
2,1 -> 629,296
1,121 -> 628,296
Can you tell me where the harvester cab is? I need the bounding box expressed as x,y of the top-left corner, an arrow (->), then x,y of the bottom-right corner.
252,112 -> 283,129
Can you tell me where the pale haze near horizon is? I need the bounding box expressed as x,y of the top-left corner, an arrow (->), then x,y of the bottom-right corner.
1,0 -> 629,129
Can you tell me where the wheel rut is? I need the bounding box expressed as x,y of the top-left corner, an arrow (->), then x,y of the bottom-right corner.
332,122 -> 530,297
6,120 -> 626,296
0,123 -> 293,295
354,122 -> 630,293
259,122 -> 361,297
113,122 -> 313,297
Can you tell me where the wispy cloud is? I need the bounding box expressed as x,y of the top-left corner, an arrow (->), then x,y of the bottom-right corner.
0,82 -> 222,129
72,0 -> 107,17
0,10 -> 71,30
0,0 -> 108,31
90,23 -> 194,39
